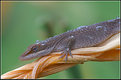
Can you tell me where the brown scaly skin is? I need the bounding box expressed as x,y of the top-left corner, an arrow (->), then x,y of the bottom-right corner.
19,17 -> 120,61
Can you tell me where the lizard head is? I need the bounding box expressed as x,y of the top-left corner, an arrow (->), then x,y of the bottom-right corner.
19,40 -> 47,61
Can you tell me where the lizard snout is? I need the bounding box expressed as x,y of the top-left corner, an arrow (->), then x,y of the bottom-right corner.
19,49 -> 32,61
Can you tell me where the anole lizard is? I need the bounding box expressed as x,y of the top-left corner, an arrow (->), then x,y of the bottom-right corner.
19,17 -> 120,61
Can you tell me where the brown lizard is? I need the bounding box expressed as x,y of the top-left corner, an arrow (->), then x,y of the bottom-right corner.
19,17 -> 120,61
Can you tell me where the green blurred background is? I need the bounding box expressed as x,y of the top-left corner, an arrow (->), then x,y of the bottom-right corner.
2,1 -> 120,79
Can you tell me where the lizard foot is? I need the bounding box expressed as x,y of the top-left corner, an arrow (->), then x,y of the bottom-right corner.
59,48 -> 73,62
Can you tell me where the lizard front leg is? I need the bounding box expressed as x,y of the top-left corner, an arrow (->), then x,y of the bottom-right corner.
59,36 -> 75,61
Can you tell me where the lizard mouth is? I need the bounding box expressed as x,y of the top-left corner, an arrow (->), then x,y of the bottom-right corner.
19,50 -> 32,60
22,50 -> 31,56
19,49 -> 46,61
19,44 -> 36,59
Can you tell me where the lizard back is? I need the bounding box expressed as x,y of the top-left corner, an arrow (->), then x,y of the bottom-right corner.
51,18 -> 120,51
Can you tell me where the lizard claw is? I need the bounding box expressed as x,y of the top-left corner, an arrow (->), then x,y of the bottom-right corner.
68,48 -> 73,58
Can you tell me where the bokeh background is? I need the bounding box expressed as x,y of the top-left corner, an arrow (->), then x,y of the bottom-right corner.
2,1 -> 120,79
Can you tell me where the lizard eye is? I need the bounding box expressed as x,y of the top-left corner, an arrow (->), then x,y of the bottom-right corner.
32,46 -> 38,52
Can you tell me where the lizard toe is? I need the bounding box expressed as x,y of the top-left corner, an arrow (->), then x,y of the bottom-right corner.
58,48 -> 73,62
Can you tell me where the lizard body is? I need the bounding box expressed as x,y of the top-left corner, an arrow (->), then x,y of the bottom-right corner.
19,18 -> 120,61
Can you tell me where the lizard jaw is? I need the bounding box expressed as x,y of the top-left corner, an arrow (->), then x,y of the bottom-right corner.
19,50 -> 46,61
